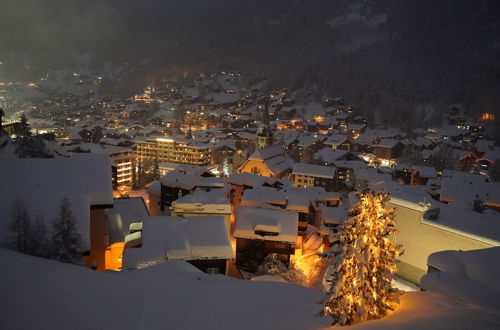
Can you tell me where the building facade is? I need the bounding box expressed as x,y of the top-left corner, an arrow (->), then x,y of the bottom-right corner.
135,137 -> 211,166
109,149 -> 136,189
291,163 -> 335,191
389,198 -> 498,285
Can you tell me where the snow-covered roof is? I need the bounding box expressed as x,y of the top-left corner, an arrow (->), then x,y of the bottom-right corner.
394,164 -> 437,179
172,188 -> 229,209
314,148 -> 348,164
108,197 -> 150,237
226,172 -> 282,187
423,203 -> 500,245
159,162 -> 213,177
160,171 -> 201,190
382,182 -> 439,212
0,154 -> 113,251
292,163 -> 335,178
241,186 -> 287,207
440,170 -> 500,203
123,216 -> 233,269
374,139 -> 401,148
421,247 -> 500,313
324,134 -> 350,146
63,142 -> 132,155
322,206 -> 348,225
234,206 -> 298,244
247,145 -> 294,175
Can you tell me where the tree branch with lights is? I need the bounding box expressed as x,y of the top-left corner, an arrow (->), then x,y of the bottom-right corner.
321,192 -> 403,326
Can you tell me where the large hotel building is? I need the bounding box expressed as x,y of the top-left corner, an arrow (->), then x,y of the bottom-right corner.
135,137 -> 212,166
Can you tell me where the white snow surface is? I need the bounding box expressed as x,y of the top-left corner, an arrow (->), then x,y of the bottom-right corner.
234,206 -> 298,244
2,249 -> 500,329
0,248 -> 330,330
421,247 -> 500,313
344,291 -> 500,330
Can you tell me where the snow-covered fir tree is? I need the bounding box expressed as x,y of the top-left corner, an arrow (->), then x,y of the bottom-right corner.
51,197 -> 82,264
152,154 -> 160,180
14,114 -> 51,158
7,199 -> 33,254
322,192 -> 403,326
31,215 -> 50,258
136,161 -> 146,189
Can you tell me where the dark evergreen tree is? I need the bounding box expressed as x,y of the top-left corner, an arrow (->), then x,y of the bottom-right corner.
152,154 -> 160,180
14,114 -> 31,138
137,161 -> 146,189
90,126 -> 103,144
7,200 -> 33,254
14,114 -> 51,158
429,144 -> 455,172
15,135 -> 50,158
31,215 -> 50,258
51,197 -> 82,264
131,161 -> 139,189
401,145 -> 423,167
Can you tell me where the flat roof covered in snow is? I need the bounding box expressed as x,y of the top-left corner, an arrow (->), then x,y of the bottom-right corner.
234,206 -> 298,244
123,216 -> 233,269
292,163 -> 335,178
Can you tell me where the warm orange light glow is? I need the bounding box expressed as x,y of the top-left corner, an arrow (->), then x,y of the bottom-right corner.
480,113 -> 495,121
313,115 -> 325,123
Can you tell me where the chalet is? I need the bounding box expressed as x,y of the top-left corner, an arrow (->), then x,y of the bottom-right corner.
372,139 -> 403,164
171,188 -> 231,233
291,163 -> 335,192
239,145 -> 294,179
277,106 -> 296,120
393,165 -> 437,186
334,113 -> 351,131
323,134 -> 354,151
211,139 -> 237,164
160,171 -> 202,211
123,216 -> 233,274
304,120 -> 319,133
318,118 -> 339,134
333,160 -> 366,189
239,185 -> 336,237
295,135 -> 325,161
347,123 -> 365,139
313,148 -> 351,166
234,206 -> 298,272
454,150 -> 477,172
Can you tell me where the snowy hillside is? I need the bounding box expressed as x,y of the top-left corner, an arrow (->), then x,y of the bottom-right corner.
1,249 -> 499,330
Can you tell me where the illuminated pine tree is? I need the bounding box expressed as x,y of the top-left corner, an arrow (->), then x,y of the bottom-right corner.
322,192 -> 403,326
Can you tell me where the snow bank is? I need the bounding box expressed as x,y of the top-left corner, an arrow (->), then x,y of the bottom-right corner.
0,248 -> 330,330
